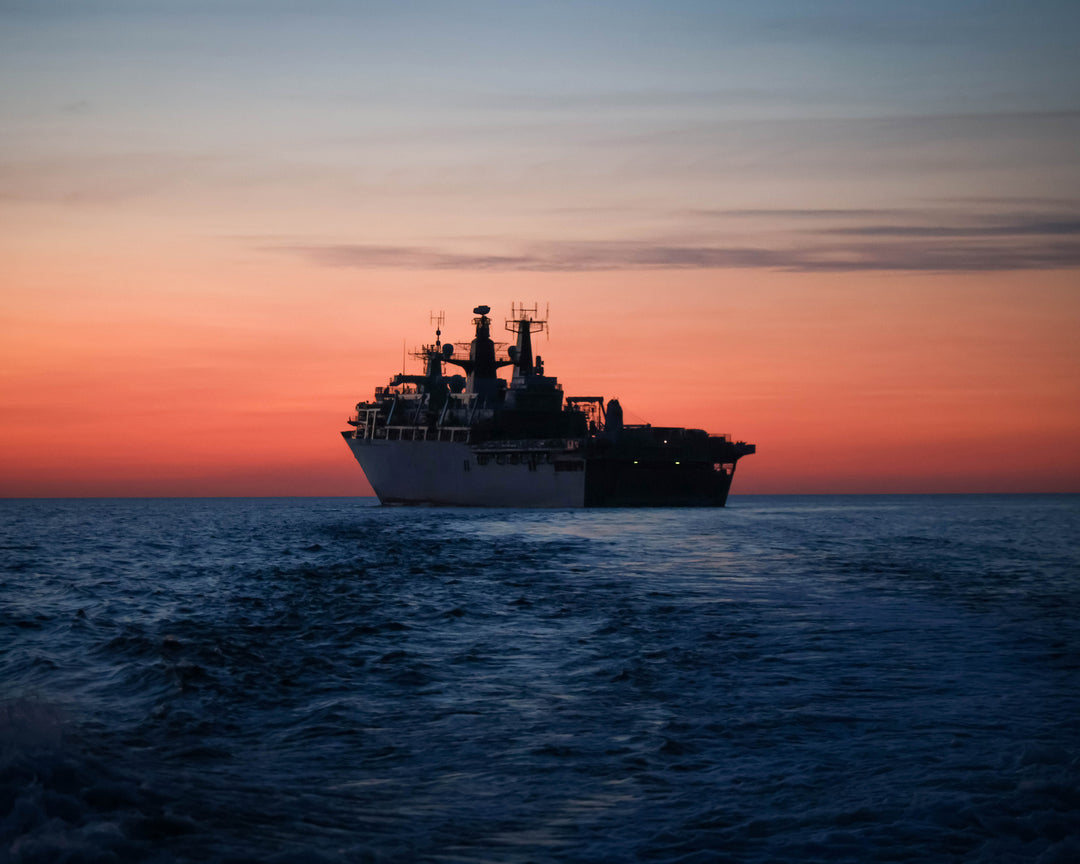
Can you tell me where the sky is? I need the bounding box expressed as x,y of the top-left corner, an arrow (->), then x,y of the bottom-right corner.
2,0 -> 1079,496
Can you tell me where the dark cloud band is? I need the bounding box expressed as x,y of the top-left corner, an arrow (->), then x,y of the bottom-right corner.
279,234 -> 1080,273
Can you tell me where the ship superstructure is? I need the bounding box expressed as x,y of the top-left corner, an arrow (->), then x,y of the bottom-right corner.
342,304 -> 754,507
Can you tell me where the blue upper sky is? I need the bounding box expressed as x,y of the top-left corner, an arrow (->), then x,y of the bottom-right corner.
3,0 -> 1078,272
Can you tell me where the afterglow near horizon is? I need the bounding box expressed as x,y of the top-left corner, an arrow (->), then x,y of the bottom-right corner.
3,1 -> 1079,497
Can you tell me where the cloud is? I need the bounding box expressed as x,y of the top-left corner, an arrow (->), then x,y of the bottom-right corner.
268,198 -> 1080,274
787,240 -> 1080,272
279,242 -> 791,272
820,219 -> 1080,238
284,245 -> 544,271
693,207 -> 908,220
687,202 -> 1080,230
277,234 -> 1080,274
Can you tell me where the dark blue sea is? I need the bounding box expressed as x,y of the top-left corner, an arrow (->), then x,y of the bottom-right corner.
2,495 -> 1078,863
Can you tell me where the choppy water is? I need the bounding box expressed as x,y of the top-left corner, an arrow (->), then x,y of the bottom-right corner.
2,495 -> 1078,863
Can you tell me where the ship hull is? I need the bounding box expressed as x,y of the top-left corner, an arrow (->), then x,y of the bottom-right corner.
583,458 -> 736,507
344,436 -> 586,507
343,434 -> 737,508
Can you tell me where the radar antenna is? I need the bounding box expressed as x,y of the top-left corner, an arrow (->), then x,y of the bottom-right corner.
506,302 -> 549,382
430,310 -> 445,348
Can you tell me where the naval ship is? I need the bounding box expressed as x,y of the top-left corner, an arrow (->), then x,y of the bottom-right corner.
342,305 -> 754,507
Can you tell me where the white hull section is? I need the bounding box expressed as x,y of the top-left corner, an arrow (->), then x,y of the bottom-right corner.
345,438 -> 586,507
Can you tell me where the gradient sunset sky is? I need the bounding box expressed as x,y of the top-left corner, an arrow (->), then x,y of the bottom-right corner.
3,0 -> 1079,496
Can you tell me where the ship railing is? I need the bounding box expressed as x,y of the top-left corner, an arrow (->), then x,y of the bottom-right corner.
350,407 -> 381,440
473,438 -> 578,453
376,425 -> 472,443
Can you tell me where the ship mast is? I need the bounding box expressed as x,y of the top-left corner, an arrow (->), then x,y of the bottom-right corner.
390,310 -> 453,404
506,302 -> 548,387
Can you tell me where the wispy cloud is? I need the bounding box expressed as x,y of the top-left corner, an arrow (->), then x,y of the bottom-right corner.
820,219 -> 1080,238
282,245 -> 545,271
273,200 -> 1080,274
693,207 -> 908,221
277,233 -> 1080,274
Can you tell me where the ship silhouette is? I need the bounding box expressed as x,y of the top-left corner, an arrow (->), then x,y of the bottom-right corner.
343,304 -> 754,506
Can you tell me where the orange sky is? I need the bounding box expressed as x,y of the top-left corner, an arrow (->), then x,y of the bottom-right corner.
4,253 -> 1078,496
3,3 -> 1079,497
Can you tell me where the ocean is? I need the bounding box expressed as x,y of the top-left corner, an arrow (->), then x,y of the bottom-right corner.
2,495 -> 1078,863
